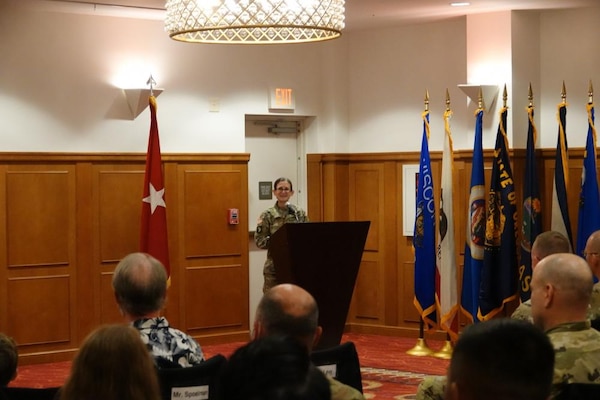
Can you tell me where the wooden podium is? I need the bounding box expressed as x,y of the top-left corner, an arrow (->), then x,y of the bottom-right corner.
269,221 -> 370,349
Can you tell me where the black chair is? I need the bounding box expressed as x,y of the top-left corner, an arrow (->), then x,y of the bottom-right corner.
310,341 -> 363,393
3,387 -> 60,400
156,354 -> 227,400
555,383 -> 600,400
591,318 -> 600,331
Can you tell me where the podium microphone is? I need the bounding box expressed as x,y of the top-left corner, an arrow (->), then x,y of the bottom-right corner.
287,203 -> 299,222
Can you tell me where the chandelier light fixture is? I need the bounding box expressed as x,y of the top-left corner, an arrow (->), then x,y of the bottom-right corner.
165,0 -> 345,44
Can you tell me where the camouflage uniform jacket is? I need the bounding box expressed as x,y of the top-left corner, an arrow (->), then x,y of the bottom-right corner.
590,282 -> 600,320
547,320 -> 600,388
254,202 -> 308,292
329,377 -> 365,400
512,284 -> 600,322
510,299 -> 532,322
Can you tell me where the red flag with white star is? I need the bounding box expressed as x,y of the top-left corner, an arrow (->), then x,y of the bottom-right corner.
140,95 -> 170,279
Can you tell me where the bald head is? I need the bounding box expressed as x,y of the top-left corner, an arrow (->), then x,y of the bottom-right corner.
530,253 -> 594,331
253,284 -> 321,350
584,230 -> 600,278
112,252 -> 167,319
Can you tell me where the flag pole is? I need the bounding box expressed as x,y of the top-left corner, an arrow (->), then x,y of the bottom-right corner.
407,90 -> 434,357
406,318 -> 434,356
433,89 -> 454,360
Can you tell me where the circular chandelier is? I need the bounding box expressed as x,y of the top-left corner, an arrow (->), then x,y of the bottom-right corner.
165,0 -> 345,44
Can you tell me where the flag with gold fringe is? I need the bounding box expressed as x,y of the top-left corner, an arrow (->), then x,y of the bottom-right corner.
413,109 -> 437,330
576,99 -> 600,256
519,103 -> 541,302
436,106 -> 458,341
479,104 -> 518,321
140,95 -> 170,280
460,108 -> 485,323
551,99 -> 573,250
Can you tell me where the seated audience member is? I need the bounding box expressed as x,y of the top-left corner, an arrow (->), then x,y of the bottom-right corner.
0,333 -> 18,397
511,230 -> 571,322
253,284 -> 365,400
445,318 -> 554,400
218,335 -> 330,400
583,230 -> 600,320
530,252 -> 600,391
59,324 -> 161,400
112,252 -> 204,367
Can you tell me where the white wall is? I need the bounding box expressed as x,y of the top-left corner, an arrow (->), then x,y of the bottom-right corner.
1,3 -> 599,155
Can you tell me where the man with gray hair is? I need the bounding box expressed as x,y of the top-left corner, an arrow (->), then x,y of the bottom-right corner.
253,284 -> 364,400
112,252 -> 204,367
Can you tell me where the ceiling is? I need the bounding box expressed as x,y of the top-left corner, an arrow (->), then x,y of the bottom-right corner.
48,0 -> 598,31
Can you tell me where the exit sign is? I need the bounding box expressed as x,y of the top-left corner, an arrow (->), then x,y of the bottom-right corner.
269,87 -> 295,112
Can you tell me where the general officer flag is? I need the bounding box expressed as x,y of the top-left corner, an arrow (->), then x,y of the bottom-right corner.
436,107 -> 458,341
460,108 -> 485,323
519,105 -> 541,302
575,101 -> 600,256
551,101 -> 574,250
413,110 -> 437,330
140,96 -> 171,280
479,105 -> 519,321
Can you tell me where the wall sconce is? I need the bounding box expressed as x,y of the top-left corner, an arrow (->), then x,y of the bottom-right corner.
457,84 -> 499,110
123,76 -> 163,119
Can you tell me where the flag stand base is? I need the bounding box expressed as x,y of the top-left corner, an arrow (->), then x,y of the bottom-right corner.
406,338 -> 434,356
433,340 -> 453,359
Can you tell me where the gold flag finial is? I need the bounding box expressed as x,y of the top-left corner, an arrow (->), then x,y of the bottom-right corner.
478,87 -> 484,110
445,88 -> 451,111
424,90 -> 430,112
528,83 -> 534,108
502,84 -> 508,108
561,81 -> 567,104
588,80 -> 594,104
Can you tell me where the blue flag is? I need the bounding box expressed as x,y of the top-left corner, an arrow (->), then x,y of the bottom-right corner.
479,106 -> 519,321
519,106 -> 542,302
551,103 -> 574,249
576,103 -> 600,256
413,110 -> 437,330
460,109 -> 485,323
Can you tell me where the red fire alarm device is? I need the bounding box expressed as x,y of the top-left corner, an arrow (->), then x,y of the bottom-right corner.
228,208 -> 239,225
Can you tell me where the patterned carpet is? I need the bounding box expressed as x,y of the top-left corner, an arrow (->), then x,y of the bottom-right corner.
10,333 -> 450,399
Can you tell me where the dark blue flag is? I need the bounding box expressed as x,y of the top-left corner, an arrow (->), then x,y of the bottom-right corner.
551,102 -> 574,250
519,105 -> 542,302
576,103 -> 600,256
413,110 -> 437,330
460,108 -> 485,323
479,106 -> 519,321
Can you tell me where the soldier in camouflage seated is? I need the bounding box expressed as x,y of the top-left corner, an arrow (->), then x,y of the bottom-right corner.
511,231 -> 571,322
530,253 -> 600,393
417,251 -> 600,400
582,230 -> 600,321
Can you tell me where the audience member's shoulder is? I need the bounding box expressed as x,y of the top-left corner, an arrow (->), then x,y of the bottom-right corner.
328,377 -> 365,400
510,300 -> 532,321
415,375 -> 446,400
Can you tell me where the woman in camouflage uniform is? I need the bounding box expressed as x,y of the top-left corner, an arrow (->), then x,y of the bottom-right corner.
255,177 -> 308,292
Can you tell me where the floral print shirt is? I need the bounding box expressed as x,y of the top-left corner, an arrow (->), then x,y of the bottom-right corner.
132,317 -> 204,367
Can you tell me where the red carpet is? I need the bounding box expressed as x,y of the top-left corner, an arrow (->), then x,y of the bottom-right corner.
10,333 -> 450,399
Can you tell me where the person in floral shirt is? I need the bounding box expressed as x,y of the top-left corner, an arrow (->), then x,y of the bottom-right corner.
112,252 -> 204,367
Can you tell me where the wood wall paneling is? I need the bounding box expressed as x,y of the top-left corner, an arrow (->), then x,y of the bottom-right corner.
0,154 -> 251,363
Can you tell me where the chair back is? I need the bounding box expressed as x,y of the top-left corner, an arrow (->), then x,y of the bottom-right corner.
157,354 -> 227,400
3,387 -> 60,400
555,383 -> 600,400
310,341 -> 363,393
